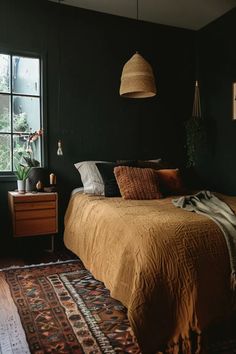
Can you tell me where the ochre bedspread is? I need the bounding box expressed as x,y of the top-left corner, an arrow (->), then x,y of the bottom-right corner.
64,192 -> 236,353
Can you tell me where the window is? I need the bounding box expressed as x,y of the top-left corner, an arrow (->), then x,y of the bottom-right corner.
0,53 -> 42,173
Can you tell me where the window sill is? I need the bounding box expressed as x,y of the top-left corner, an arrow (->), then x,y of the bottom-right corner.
0,175 -> 17,182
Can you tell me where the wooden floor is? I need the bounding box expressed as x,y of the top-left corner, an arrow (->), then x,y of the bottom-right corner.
0,237 -> 78,269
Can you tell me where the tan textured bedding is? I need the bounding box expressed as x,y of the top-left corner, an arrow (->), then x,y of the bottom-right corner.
64,192 -> 236,353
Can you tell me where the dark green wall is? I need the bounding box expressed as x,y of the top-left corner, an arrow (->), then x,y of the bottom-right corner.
197,8 -> 236,194
0,0 -> 195,249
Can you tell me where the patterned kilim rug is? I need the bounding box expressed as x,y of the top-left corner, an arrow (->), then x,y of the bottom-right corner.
0,259 -> 140,354
0,259 -> 236,354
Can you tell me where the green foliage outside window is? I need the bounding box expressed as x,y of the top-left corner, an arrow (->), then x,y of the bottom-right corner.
0,58 -> 9,92
0,135 -> 10,171
0,109 -> 31,171
14,112 -> 29,132
0,53 -> 42,173
0,108 -> 9,131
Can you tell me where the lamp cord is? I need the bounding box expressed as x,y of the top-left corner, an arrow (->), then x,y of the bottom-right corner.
57,0 -> 62,142
136,0 -> 139,21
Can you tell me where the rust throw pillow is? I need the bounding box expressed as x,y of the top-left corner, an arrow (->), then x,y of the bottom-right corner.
156,168 -> 185,195
114,166 -> 162,200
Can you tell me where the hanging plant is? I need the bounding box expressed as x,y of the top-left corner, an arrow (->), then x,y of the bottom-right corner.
185,81 -> 206,167
185,116 -> 205,167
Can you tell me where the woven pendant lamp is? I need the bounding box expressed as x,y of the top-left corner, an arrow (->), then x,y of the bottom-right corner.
120,52 -> 156,98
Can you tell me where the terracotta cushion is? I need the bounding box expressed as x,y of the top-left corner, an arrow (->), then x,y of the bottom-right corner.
114,166 -> 162,200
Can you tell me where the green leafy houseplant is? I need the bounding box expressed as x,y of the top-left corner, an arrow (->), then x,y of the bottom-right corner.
185,80 -> 206,167
15,164 -> 31,193
185,116 -> 206,167
14,164 -> 31,181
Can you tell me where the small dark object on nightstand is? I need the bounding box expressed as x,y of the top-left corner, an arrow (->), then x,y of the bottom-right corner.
44,186 -> 57,193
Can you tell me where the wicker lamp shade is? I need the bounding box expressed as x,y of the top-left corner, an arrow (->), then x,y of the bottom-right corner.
120,52 -> 156,98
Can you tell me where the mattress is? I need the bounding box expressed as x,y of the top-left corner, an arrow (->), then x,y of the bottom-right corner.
64,192 -> 236,353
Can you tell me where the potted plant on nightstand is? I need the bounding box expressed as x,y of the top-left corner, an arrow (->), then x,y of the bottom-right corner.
15,164 -> 31,194
22,154 -> 49,192
19,129 -> 48,191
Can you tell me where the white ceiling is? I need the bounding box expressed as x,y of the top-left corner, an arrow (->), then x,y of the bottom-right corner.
50,0 -> 236,30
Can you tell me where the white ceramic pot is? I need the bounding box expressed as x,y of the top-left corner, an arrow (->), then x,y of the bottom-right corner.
25,178 -> 31,193
17,180 -> 26,194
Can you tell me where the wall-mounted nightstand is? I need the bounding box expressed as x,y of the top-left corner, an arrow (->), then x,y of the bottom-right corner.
8,191 -> 58,252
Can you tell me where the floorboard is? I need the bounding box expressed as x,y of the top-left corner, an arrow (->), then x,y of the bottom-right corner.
0,238 -> 77,268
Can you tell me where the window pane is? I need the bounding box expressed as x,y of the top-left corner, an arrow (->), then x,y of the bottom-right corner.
13,134 -> 27,166
0,94 -> 11,132
0,53 -> 42,174
13,96 -> 40,133
0,54 -> 10,93
13,134 -> 41,167
0,134 -> 11,171
12,56 -> 40,96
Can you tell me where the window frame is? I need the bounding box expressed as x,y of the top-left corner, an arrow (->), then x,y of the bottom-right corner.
0,49 -> 46,180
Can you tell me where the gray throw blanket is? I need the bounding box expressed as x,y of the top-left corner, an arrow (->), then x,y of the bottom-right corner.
173,190 -> 236,289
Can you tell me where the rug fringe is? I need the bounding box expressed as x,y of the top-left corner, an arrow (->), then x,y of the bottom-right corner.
60,272 -> 116,354
0,259 -> 79,272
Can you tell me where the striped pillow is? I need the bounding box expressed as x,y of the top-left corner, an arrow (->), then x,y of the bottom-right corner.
114,166 -> 162,200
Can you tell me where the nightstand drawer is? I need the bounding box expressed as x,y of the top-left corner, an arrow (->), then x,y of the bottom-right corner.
8,191 -> 58,240
15,209 -> 56,220
14,194 -> 56,203
15,218 -> 57,237
15,201 -> 56,211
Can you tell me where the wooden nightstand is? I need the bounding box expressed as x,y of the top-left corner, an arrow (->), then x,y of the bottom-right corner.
8,191 -> 58,252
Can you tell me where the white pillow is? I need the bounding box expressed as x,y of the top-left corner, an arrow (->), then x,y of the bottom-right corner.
74,161 -> 108,195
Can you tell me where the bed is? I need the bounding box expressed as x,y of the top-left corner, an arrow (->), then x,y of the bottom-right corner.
64,190 -> 236,353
